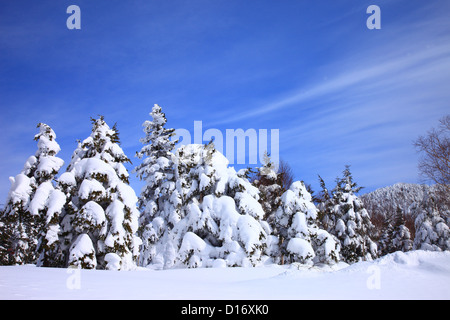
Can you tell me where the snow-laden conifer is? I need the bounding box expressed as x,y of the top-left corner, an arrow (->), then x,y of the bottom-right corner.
253,152 -> 283,222
328,167 -> 377,263
0,123 -> 64,265
134,104 -> 179,267
414,193 -> 450,251
59,116 -> 140,270
154,143 -> 270,268
391,207 -> 413,253
274,181 -> 340,265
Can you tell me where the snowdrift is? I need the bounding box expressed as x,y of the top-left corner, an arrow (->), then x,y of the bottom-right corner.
1,250 -> 449,299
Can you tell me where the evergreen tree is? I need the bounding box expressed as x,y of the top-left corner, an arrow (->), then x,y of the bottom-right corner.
317,175 -> 332,231
326,166 -> 377,263
274,181 -> 340,265
134,104 -> 179,267
0,173 -> 34,265
414,193 -> 450,251
253,151 -> 283,226
377,215 -> 394,256
31,123 -> 66,267
391,206 -> 413,253
0,123 -> 64,265
59,116 -> 141,270
154,143 -> 270,268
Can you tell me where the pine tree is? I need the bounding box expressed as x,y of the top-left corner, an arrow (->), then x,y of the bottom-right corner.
0,123 -> 64,265
0,217 -> 11,265
253,152 -> 283,223
326,166 -> 377,263
31,123 -> 66,267
377,215 -> 394,256
134,104 -> 179,267
59,116 -> 141,270
274,181 -> 340,265
414,193 -> 450,251
317,175 -> 332,231
391,206 -> 413,253
0,173 -> 34,265
156,143 -> 270,268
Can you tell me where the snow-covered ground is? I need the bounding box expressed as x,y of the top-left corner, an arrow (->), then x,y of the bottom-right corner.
1,250 -> 449,300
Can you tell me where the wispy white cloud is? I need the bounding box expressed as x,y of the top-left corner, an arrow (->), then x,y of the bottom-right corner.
209,2 -> 450,191
1,1 -> 449,201
211,34 -> 450,127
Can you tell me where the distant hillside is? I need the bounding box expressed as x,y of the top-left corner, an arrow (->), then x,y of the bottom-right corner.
361,183 -> 434,217
361,183 -> 449,240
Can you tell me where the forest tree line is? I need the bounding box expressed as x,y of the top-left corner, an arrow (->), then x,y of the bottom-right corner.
0,106 -> 448,270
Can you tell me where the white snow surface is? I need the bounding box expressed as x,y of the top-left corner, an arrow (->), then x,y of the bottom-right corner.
1,250 -> 449,300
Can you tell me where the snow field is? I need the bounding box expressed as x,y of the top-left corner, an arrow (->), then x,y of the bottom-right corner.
1,250 -> 449,300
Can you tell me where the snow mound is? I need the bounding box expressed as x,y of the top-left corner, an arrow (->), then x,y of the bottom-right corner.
376,249 -> 450,269
0,250 -> 449,299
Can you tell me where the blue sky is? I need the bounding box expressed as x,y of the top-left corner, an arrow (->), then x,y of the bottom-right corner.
1,0 -> 450,204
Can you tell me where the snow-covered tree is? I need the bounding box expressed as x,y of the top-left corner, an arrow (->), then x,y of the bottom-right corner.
361,182 -> 444,241
0,219 -> 10,265
31,123 -> 66,267
153,143 -> 270,269
0,173 -> 34,265
377,216 -> 394,256
0,123 -> 64,265
317,175 -> 332,231
376,206 -> 413,256
414,193 -> 450,251
59,116 -> 141,270
326,166 -> 377,263
391,207 -> 413,253
134,104 -> 179,267
274,181 -> 340,265
253,152 -> 283,222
